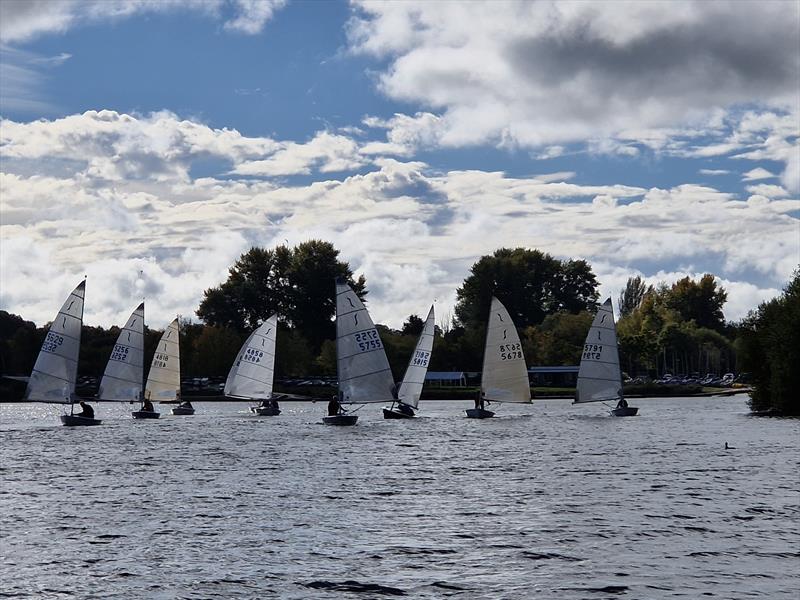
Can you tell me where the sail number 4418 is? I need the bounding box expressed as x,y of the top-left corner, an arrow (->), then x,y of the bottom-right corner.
583,344 -> 603,360
354,329 -> 382,352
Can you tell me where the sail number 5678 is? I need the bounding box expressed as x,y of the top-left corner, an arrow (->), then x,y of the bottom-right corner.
499,343 -> 522,361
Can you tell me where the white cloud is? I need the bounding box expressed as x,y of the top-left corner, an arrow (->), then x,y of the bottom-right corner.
2,113 -> 797,329
742,167 -> 777,181
0,0 -> 286,43
745,184 -> 789,199
348,1 -> 799,150
699,169 -> 730,176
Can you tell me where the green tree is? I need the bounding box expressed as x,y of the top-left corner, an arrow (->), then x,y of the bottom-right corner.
738,270 -> 800,415
401,314 -> 425,336
454,248 -> 599,332
618,276 -> 653,317
665,274 -> 727,331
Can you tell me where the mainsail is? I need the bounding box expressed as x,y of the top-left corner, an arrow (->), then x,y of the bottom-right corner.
397,305 -> 435,408
480,297 -> 531,403
224,314 -> 278,400
335,278 -> 395,404
575,298 -> 623,404
25,280 -> 86,403
98,302 -> 145,401
145,318 -> 181,401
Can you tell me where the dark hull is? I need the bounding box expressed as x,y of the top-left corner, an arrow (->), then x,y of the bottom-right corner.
465,408 -> 495,419
611,406 -> 639,417
132,410 -> 160,419
382,407 -> 415,419
323,415 -> 358,426
171,406 -> 195,415
250,406 -> 281,416
60,415 -> 102,427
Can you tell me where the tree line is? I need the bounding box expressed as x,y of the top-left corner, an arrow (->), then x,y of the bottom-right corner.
1,240 -> 796,414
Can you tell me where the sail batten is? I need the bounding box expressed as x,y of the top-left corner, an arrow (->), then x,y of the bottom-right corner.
575,298 -> 623,404
98,303 -> 145,402
480,297 -> 531,404
25,281 -> 85,404
145,319 -> 181,401
397,305 -> 435,408
336,280 -> 395,404
224,315 -> 278,400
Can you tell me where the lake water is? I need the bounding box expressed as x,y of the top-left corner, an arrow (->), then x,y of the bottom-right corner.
1,396 -> 798,599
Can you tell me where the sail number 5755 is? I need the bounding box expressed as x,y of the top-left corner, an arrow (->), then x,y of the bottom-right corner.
354,329 -> 382,352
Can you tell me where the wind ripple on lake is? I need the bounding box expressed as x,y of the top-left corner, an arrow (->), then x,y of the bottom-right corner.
0,397 -> 798,598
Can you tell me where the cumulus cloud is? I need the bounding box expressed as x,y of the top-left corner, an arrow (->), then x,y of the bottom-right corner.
742,167 -> 777,181
0,0 -> 286,43
348,1 -> 799,150
2,113 -> 798,329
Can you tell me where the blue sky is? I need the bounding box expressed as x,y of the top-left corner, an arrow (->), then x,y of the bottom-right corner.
1,0 -> 798,329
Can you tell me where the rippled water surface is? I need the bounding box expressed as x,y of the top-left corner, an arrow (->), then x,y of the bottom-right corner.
1,397 -> 798,599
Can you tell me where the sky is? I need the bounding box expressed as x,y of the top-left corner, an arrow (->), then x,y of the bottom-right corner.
1,0 -> 798,330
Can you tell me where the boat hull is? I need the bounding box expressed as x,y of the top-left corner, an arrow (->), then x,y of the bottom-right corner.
251,406 -> 281,416
323,415 -> 358,426
382,407 -> 415,419
170,406 -> 195,415
132,410 -> 160,419
465,408 -> 495,419
60,415 -> 102,426
611,406 -> 638,417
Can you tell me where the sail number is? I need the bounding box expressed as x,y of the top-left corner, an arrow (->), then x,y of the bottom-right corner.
110,344 -> 130,362
354,329 -> 382,352
152,352 -> 170,369
583,344 -> 603,360
499,343 -> 522,361
42,332 -> 64,353
412,350 -> 430,367
242,348 -> 264,364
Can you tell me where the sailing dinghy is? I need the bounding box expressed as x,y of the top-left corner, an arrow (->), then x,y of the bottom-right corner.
99,302 -> 146,414
326,278 -> 396,425
466,297 -> 531,418
224,314 -> 282,416
25,280 -> 100,426
134,318 -> 181,418
383,305 -> 435,419
574,298 -> 637,417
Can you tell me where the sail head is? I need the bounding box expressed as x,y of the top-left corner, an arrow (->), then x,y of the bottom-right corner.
480,297 -> 531,403
98,303 -> 145,401
335,280 -> 395,403
397,305 -> 435,408
224,314 -> 278,400
575,298 -> 623,403
25,280 -> 85,403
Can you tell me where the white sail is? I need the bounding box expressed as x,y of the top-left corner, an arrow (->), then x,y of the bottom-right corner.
224,314 -> 278,400
145,318 -> 181,401
25,280 -> 86,403
98,302 -> 145,401
575,298 -> 623,404
397,305 -> 435,408
335,278 -> 395,404
480,297 -> 531,403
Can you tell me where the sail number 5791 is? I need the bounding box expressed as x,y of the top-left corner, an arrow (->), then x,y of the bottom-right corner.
583,344 -> 603,360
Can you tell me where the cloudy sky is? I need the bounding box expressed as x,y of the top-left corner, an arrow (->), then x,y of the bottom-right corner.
1,0 -> 798,330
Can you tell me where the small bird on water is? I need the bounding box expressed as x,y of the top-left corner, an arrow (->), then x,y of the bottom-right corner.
725,442 -> 735,449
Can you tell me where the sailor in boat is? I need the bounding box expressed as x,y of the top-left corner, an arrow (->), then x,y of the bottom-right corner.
474,390 -> 488,411
616,398 -> 629,409
328,395 -> 342,416
271,397 -> 280,411
77,400 -> 94,419
142,398 -> 155,412
258,399 -> 271,409
395,402 -> 414,416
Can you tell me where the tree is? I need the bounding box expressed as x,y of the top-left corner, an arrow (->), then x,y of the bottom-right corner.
523,311 -> 594,366
401,314 -> 424,336
665,274 -> 727,331
738,270 -> 800,415
618,276 -> 653,317
454,248 -> 599,332
197,241 -> 365,352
